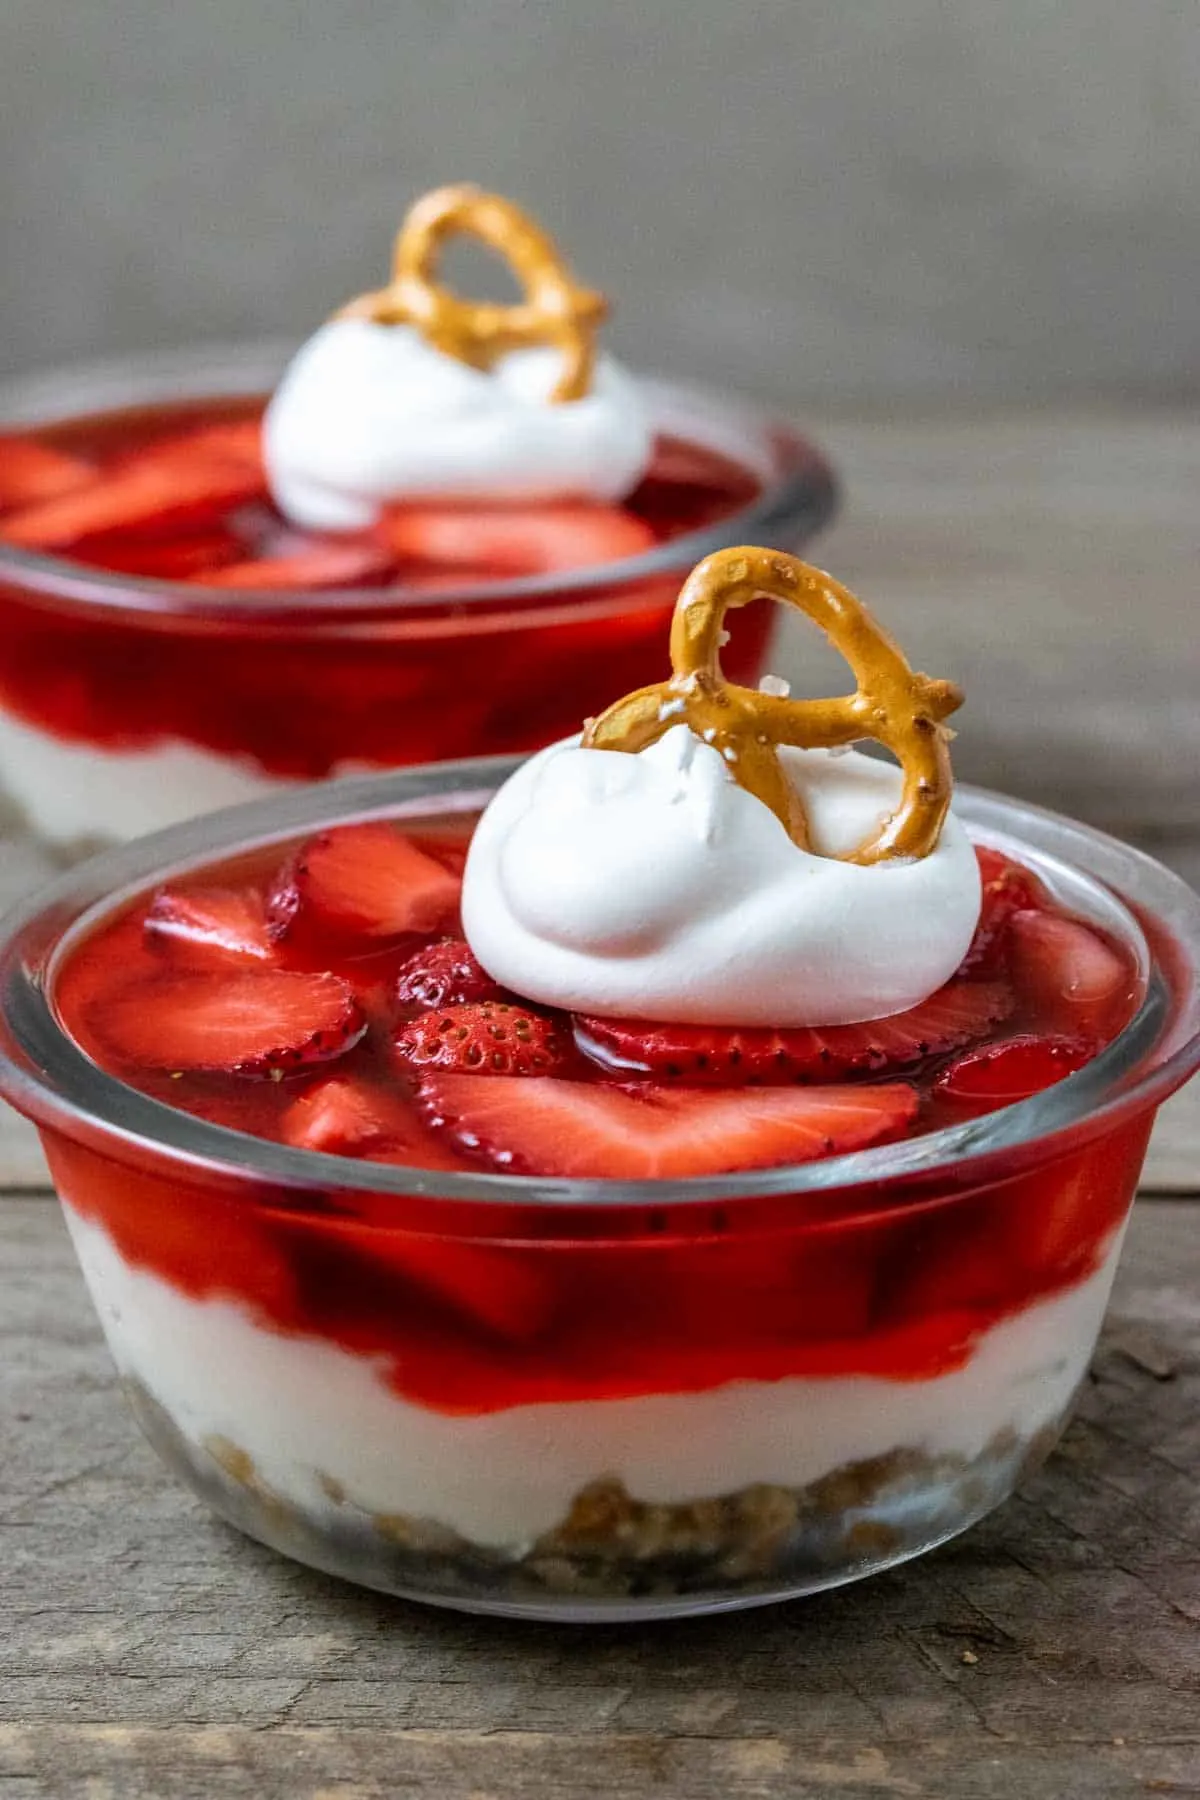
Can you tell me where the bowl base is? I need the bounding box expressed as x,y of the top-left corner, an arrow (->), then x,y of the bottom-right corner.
122,1372 -> 1071,1622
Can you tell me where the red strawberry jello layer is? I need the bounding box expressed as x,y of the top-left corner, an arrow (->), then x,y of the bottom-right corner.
0,378 -> 833,849
26,796 -> 1161,1611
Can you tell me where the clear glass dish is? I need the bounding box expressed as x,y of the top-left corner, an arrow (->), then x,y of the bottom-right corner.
0,345 -> 836,852
0,758 -> 1196,1622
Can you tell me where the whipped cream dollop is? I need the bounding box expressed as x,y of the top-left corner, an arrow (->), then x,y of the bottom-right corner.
263,318 -> 655,531
461,727 -> 983,1027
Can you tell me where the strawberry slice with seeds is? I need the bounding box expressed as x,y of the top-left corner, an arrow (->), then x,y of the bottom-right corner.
418,1076 -> 918,1177
935,1034 -> 1096,1115
1009,910 -> 1135,1041
90,969 -> 364,1076
957,846 -> 1045,978
281,1074 -> 411,1154
576,980 -> 1012,1085
383,503 -> 654,575
394,939 -> 506,1010
145,885 -> 277,969
0,436 -> 95,512
0,436 -> 266,550
268,822 -> 462,942
395,1002 -> 567,1076
190,538 -> 395,590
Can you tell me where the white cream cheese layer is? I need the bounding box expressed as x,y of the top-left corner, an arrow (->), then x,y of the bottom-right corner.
0,707 -> 400,844
0,708 -> 300,844
65,1204 -> 1117,1554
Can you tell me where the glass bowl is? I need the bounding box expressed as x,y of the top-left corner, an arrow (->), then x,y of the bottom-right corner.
0,344 -> 836,854
0,758 -> 1196,1622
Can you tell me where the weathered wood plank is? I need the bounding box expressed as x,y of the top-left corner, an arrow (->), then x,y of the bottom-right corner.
0,1196 -> 1197,1797
800,409 -> 1200,842
0,1725 -> 1196,1800
0,834 -> 56,1188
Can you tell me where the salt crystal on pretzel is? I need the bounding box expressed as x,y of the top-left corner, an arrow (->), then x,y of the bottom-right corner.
583,547 -> 963,864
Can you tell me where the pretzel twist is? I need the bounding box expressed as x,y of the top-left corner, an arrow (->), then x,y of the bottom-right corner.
338,184 -> 607,403
583,548 -> 963,864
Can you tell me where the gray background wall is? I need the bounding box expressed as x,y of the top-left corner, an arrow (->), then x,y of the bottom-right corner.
2,0 -> 1198,405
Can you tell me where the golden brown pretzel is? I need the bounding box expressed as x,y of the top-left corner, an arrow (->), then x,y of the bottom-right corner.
338,184 -> 607,403
583,548 -> 963,864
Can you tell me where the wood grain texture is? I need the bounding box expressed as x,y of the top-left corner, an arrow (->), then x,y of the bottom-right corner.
1,1195 -> 1198,1797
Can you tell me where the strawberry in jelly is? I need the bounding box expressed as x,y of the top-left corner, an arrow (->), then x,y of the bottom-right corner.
11,762 -> 1187,1631
55,828 -> 1141,1180
0,394 -> 811,824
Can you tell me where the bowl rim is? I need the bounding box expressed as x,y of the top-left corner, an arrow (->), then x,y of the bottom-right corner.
1,755 -> 1198,1214
0,345 -> 839,623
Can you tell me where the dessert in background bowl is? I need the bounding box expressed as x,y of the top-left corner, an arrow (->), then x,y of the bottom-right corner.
1,548 -> 1194,1622
0,186 -> 835,853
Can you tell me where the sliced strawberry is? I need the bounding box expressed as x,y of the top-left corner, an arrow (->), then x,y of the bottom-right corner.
90,969 -> 364,1076
576,980 -> 1012,1085
935,1034 -> 1096,1114
394,939 -> 505,1010
313,1215 -> 553,1341
958,846 -> 1045,978
280,1074 -> 410,1153
409,835 -> 469,878
1008,1125 -> 1148,1286
383,503 -> 654,576
61,1164 -> 298,1320
144,885 -> 277,968
278,1072 -> 469,1167
165,420 -> 263,467
0,455 -> 266,551
0,436 -> 95,512
268,822 -> 462,942
418,1075 -> 918,1177
1009,909 -> 1136,1041
190,538 -> 395,590
85,529 -> 244,579
395,1002 -> 567,1077
387,1237 -> 553,1341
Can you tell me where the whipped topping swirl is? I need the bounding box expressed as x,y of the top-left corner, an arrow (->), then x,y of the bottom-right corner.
263,319 -> 654,532
462,727 -> 982,1028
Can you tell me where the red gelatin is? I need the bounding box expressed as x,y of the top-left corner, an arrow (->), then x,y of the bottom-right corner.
44,816 -> 1147,1416
1,763 -> 1196,1618
0,362 -> 836,847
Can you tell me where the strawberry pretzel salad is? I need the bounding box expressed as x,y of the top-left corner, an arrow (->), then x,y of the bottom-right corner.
0,187 -> 833,850
1,547 -> 1196,1619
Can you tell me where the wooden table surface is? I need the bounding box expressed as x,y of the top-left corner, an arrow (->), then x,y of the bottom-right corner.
1,408 -> 1198,1798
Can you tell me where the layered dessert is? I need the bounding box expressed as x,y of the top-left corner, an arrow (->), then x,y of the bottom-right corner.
0,186 -> 833,849
26,547 -> 1161,1617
